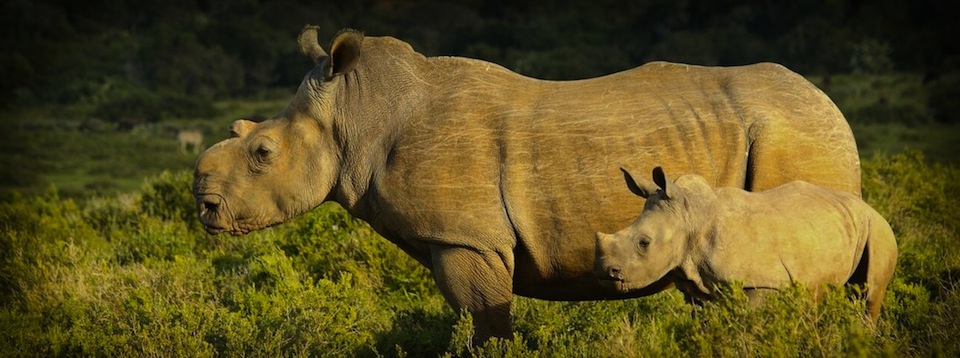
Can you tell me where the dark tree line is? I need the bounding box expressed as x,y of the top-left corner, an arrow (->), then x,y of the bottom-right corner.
1,0 -> 955,120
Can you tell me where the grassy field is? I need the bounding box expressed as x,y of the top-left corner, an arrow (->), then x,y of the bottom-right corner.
0,153 -> 958,356
1,73 -> 958,356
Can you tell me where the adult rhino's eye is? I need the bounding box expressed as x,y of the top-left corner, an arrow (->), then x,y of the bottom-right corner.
255,145 -> 271,158
251,140 -> 277,166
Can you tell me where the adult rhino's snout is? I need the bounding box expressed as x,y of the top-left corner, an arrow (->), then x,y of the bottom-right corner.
196,193 -> 228,234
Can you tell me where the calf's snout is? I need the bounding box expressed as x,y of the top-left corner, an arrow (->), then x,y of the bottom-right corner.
594,232 -> 623,281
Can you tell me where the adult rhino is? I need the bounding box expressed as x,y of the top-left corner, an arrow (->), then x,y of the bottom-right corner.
193,26 -> 861,342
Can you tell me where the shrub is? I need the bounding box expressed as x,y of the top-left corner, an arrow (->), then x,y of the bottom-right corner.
860,151 -> 960,356
279,203 -> 438,305
210,249 -> 390,356
861,151 -> 960,286
138,170 -> 200,230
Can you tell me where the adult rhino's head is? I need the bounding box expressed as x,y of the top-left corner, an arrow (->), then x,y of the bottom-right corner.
594,167 -> 711,293
192,26 -> 364,235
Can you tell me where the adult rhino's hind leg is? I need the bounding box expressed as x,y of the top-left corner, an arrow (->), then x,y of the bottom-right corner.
430,244 -> 514,344
745,117 -> 862,196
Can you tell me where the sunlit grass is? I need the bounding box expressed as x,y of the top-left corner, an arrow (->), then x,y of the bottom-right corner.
1,152 -> 958,356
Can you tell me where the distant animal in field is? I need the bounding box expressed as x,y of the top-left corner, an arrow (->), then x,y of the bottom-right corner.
177,129 -> 204,154
595,167 -> 898,324
192,26 -> 862,343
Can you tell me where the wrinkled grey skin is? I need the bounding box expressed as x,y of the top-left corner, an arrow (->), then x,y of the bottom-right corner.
193,26 -> 862,342
595,167 -> 897,323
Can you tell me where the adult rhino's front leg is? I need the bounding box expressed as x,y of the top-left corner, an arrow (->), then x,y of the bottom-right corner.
430,244 -> 514,344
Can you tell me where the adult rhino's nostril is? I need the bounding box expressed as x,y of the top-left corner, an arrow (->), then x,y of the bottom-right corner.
200,196 -> 220,213
204,200 -> 219,212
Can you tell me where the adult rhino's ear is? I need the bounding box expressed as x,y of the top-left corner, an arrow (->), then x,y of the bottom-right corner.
230,119 -> 257,139
651,166 -> 677,200
298,25 -> 329,64
621,167 -> 659,198
324,29 -> 364,78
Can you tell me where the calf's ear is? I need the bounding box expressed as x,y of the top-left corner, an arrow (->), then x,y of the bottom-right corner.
325,29 -> 364,78
621,167 -> 659,198
651,167 -> 677,199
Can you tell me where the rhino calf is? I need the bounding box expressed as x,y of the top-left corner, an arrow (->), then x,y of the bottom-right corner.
595,167 -> 898,323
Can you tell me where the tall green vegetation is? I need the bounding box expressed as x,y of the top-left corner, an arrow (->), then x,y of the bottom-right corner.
1,152 -> 957,356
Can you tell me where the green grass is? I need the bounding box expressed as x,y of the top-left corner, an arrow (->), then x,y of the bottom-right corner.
0,152 -> 958,356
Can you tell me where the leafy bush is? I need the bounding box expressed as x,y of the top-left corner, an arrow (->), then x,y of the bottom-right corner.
1,152 -> 958,356
138,170 -> 198,227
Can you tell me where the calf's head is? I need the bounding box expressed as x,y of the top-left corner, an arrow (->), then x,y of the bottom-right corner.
594,167 -> 709,293
192,27 -> 363,235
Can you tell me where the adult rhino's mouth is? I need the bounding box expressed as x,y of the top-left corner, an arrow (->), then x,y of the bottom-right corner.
196,193 -> 240,235
195,193 -> 281,236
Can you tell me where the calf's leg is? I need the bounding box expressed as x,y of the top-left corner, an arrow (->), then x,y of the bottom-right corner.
865,224 -> 899,324
744,287 -> 778,307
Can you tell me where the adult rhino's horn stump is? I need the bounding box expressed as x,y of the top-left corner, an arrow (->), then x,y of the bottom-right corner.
298,25 -> 327,64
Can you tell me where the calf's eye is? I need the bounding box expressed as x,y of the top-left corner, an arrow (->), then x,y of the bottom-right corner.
638,237 -> 650,250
